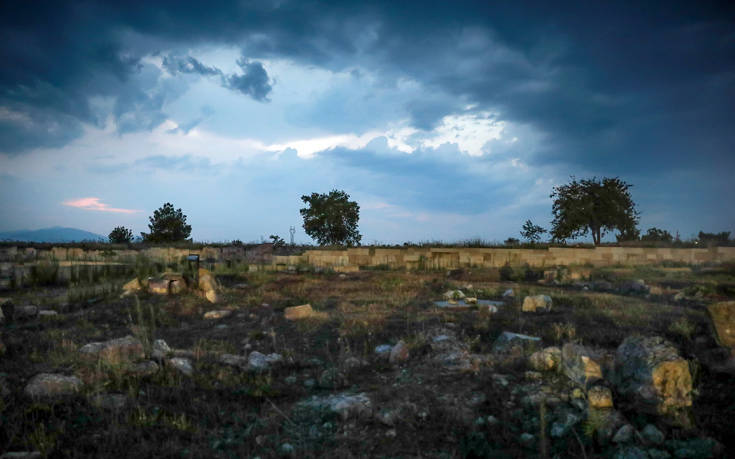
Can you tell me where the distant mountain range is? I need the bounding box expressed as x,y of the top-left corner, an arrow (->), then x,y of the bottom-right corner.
0,227 -> 106,242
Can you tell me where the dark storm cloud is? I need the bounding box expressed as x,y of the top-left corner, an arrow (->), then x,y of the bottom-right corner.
1,0 -> 733,182
162,55 -> 223,77
224,58 -> 273,101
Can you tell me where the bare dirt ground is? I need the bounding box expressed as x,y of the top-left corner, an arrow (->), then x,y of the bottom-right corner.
1,263 -> 734,458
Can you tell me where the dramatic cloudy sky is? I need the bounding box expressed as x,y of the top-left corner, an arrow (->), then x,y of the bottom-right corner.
1,1 -> 733,243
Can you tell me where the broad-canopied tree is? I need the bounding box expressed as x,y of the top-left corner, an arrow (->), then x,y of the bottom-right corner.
300,190 -> 361,246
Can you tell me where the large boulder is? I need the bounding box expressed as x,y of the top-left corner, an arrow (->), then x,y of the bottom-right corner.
707,301 -> 735,349
614,336 -> 692,417
24,373 -> 83,399
121,278 -> 142,297
522,295 -> 552,313
79,335 -> 145,363
284,304 -> 327,320
147,278 -> 170,295
561,343 -> 603,386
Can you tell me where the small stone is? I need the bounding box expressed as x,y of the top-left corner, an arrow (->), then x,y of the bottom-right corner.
587,385 -> 614,409
486,415 -> 499,425
219,353 -> 248,368
280,443 -> 294,456
151,339 -> 172,360
15,305 -> 38,320
524,370 -> 543,380
319,368 -> 347,389
612,424 -> 635,443
443,290 -> 465,300
375,344 -> 392,358
647,449 -> 671,459
284,304 -> 327,320
0,452 -> 42,459
203,310 -> 231,320
24,373 -> 83,399
491,331 -> 541,357
342,356 -> 367,370
90,393 -> 127,410
79,335 -> 145,363
613,446 -> 648,459
519,433 -> 535,449
38,310 -> 58,317
168,357 -> 193,376
550,411 -> 581,438
389,340 -> 409,364
303,378 -> 316,389
640,424 -> 665,445
502,289 -> 514,298
129,361 -> 159,377
464,297 -> 478,304
284,376 -> 298,385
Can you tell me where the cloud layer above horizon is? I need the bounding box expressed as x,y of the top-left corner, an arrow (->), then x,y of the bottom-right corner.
1,1 -> 733,243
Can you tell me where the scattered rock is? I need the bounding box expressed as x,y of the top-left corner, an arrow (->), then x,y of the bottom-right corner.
673,291 -> 686,302
375,344 -> 392,359
79,335 -> 145,363
168,357 -> 193,376
247,351 -> 283,371
587,385 -> 614,409
528,346 -> 562,371
613,424 -> 635,443
284,304 -> 327,320
623,279 -> 649,294
641,424 -> 665,446
592,409 -> 628,446
550,411 -> 581,438
121,278 -> 142,297
389,340 -> 409,364
519,433 -> 536,449
151,339 -> 172,360
219,353 -> 248,368
14,305 -> 38,320
502,288 -> 515,298
615,336 -> 692,417
203,310 -> 232,320
491,331 -> 541,358
168,278 -> 186,295
129,360 -> 159,377
613,446 -> 648,459
280,443 -> 295,456
198,268 -> 219,303
561,343 -> 603,387
706,301 -> 735,349
666,437 -> 721,458
90,393 -> 128,410
297,392 -> 373,421
0,452 -> 42,459
342,356 -> 368,370
464,297 -> 478,304
24,373 -> 83,399
147,278 -> 170,295
443,290 -> 466,300
319,367 -> 348,389
522,295 -> 552,312
38,310 -> 58,317
647,449 -> 671,459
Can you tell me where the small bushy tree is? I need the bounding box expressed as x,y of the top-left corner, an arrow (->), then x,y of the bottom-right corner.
140,202 -> 192,243
641,227 -> 673,242
300,190 -> 361,246
550,176 -> 639,245
520,220 -> 547,243
269,234 -> 286,250
109,226 -> 133,244
698,231 -> 730,243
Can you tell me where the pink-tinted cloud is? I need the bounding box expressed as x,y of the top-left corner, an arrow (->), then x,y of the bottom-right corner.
62,197 -> 141,214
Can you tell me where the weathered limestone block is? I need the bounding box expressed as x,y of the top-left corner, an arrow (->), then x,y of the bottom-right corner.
615,336 -> 692,416
492,331 -> 541,357
562,343 -> 603,386
528,346 -> 562,371
707,301 -> 735,349
522,295 -> 552,312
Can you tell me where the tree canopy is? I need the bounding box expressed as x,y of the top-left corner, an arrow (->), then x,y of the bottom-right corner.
140,202 -> 192,243
108,226 -> 133,244
641,227 -> 673,242
300,190 -> 361,246
520,220 -> 547,243
550,177 -> 638,245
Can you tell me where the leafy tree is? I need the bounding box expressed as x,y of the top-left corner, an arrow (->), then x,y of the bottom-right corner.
108,226 -> 133,244
698,231 -> 731,243
300,190 -> 361,246
140,202 -> 192,243
504,237 -> 520,246
269,234 -> 286,250
520,220 -> 547,243
550,177 -> 639,245
641,227 -> 673,242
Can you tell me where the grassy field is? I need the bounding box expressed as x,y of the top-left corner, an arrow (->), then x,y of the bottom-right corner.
1,262 -> 734,458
